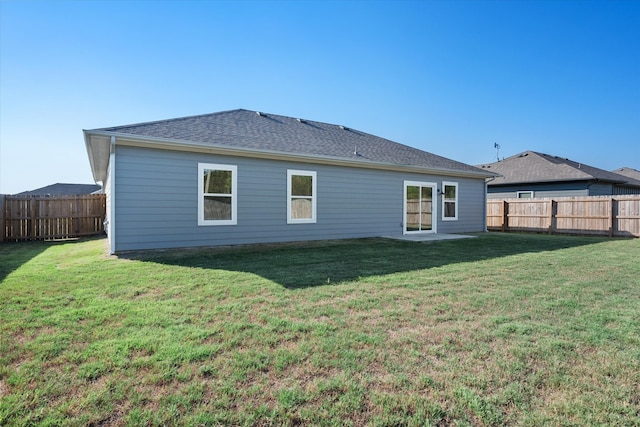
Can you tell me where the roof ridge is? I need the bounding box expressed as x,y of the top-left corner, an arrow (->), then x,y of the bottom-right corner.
93,108 -> 249,131
525,151 -> 627,181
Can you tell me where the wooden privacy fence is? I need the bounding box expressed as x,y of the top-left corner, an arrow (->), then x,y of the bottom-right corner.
1,194 -> 106,242
487,195 -> 640,237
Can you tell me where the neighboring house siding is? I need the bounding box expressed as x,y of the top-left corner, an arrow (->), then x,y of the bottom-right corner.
487,181 -> 590,199
614,185 -> 640,195
112,146 -> 486,251
588,182 -> 615,196
487,181 -> 628,199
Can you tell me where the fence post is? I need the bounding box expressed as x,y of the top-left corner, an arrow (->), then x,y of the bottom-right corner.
0,195 -> 5,242
609,197 -> 615,237
501,200 -> 508,232
28,198 -> 36,241
548,199 -> 556,234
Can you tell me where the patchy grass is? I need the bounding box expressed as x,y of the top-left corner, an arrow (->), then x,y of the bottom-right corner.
0,234 -> 639,426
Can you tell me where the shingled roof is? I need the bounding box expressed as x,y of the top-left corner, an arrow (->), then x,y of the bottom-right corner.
17,183 -> 102,196
477,151 -> 640,186
88,109 -> 492,177
613,167 -> 640,183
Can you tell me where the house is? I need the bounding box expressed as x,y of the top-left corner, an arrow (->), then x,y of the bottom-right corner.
84,109 -> 496,253
613,167 -> 640,182
477,151 -> 640,199
17,183 -> 102,196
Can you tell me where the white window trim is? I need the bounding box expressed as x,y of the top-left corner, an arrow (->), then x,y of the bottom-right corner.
442,181 -> 458,221
287,169 -> 317,224
198,163 -> 237,226
517,191 -> 534,199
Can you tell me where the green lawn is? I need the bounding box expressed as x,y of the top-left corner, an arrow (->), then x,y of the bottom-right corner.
1,234 -> 639,426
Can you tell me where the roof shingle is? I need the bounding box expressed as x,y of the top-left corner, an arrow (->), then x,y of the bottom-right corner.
477,151 -> 637,185
18,183 -> 101,196
613,167 -> 640,183
93,109 -> 491,176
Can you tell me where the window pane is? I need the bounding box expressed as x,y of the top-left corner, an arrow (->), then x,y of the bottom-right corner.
203,170 -> 232,194
406,185 -> 419,200
444,185 -> 456,199
421,186 -> 432,201
204,196 -> 232,220
291,198 -> 312,219
444,201 -> 456,218
291,175 -> 313,196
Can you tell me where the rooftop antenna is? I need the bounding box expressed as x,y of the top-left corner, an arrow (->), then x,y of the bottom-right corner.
494,142 -> 501,161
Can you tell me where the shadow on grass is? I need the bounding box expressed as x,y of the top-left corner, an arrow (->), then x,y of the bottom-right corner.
0,241 -> 50,282
0,236 -> 106,282
119,233 -> 607,289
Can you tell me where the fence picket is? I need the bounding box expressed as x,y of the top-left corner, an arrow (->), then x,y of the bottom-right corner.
487,195 -> 640,237
1,194 -> 106,241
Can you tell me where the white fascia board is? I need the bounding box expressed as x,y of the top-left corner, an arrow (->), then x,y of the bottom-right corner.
84,130 -> 498,180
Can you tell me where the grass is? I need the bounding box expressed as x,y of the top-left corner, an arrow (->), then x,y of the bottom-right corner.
0,233 -> 639,426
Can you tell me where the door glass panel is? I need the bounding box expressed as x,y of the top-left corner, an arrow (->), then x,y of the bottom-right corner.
406,185 -> 420,232
421,186 -> 432,231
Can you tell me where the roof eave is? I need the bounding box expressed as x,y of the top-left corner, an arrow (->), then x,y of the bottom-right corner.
83,130 -> 112,184
84,130 -> 497,179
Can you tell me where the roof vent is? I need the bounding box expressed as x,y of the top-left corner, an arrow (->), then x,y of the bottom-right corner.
256,111 -> 263,117
296,118 -> 306,124
340,125 -> 350,131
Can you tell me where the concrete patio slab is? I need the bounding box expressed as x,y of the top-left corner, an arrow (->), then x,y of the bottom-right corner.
383,233 -> 477,242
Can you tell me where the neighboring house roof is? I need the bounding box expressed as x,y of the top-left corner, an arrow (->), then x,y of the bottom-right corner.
85,109 -> 496,183
17,183 -> 102,196
613,167 -> 640,183
477,151 -> 639,186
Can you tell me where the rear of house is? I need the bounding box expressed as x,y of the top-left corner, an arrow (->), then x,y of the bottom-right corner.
85,109 -> 495,253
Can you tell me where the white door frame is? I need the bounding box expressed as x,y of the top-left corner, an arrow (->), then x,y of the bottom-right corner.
403,181 -> 437,235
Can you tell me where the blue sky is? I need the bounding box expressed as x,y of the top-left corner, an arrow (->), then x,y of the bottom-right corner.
1,0 -> 638,194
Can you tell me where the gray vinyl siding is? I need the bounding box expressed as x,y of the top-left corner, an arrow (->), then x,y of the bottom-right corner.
113,146 -> 487,251
104,156 -> 114,250
487,181 -> 590,199
486,181 -> 633,199
437,177 -> 487,234
587,182 -> 615,196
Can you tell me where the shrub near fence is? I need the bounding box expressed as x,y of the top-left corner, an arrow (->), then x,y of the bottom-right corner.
1,194 -> 106,241
487,195 -> 640,237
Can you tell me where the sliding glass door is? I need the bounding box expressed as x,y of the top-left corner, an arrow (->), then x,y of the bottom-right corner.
404,181 -> 436,234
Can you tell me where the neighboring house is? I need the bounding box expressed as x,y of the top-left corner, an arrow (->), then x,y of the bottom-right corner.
17,183 -> 102,196
84,109 -> 496,253
613,167 -> 640,182
477,151 -> 640,199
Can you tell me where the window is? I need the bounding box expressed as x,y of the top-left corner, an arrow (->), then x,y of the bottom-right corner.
442,181 -> 458,220
287,170 -> 316,223
517,191 -> 534,199
198,163 -> 237,226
